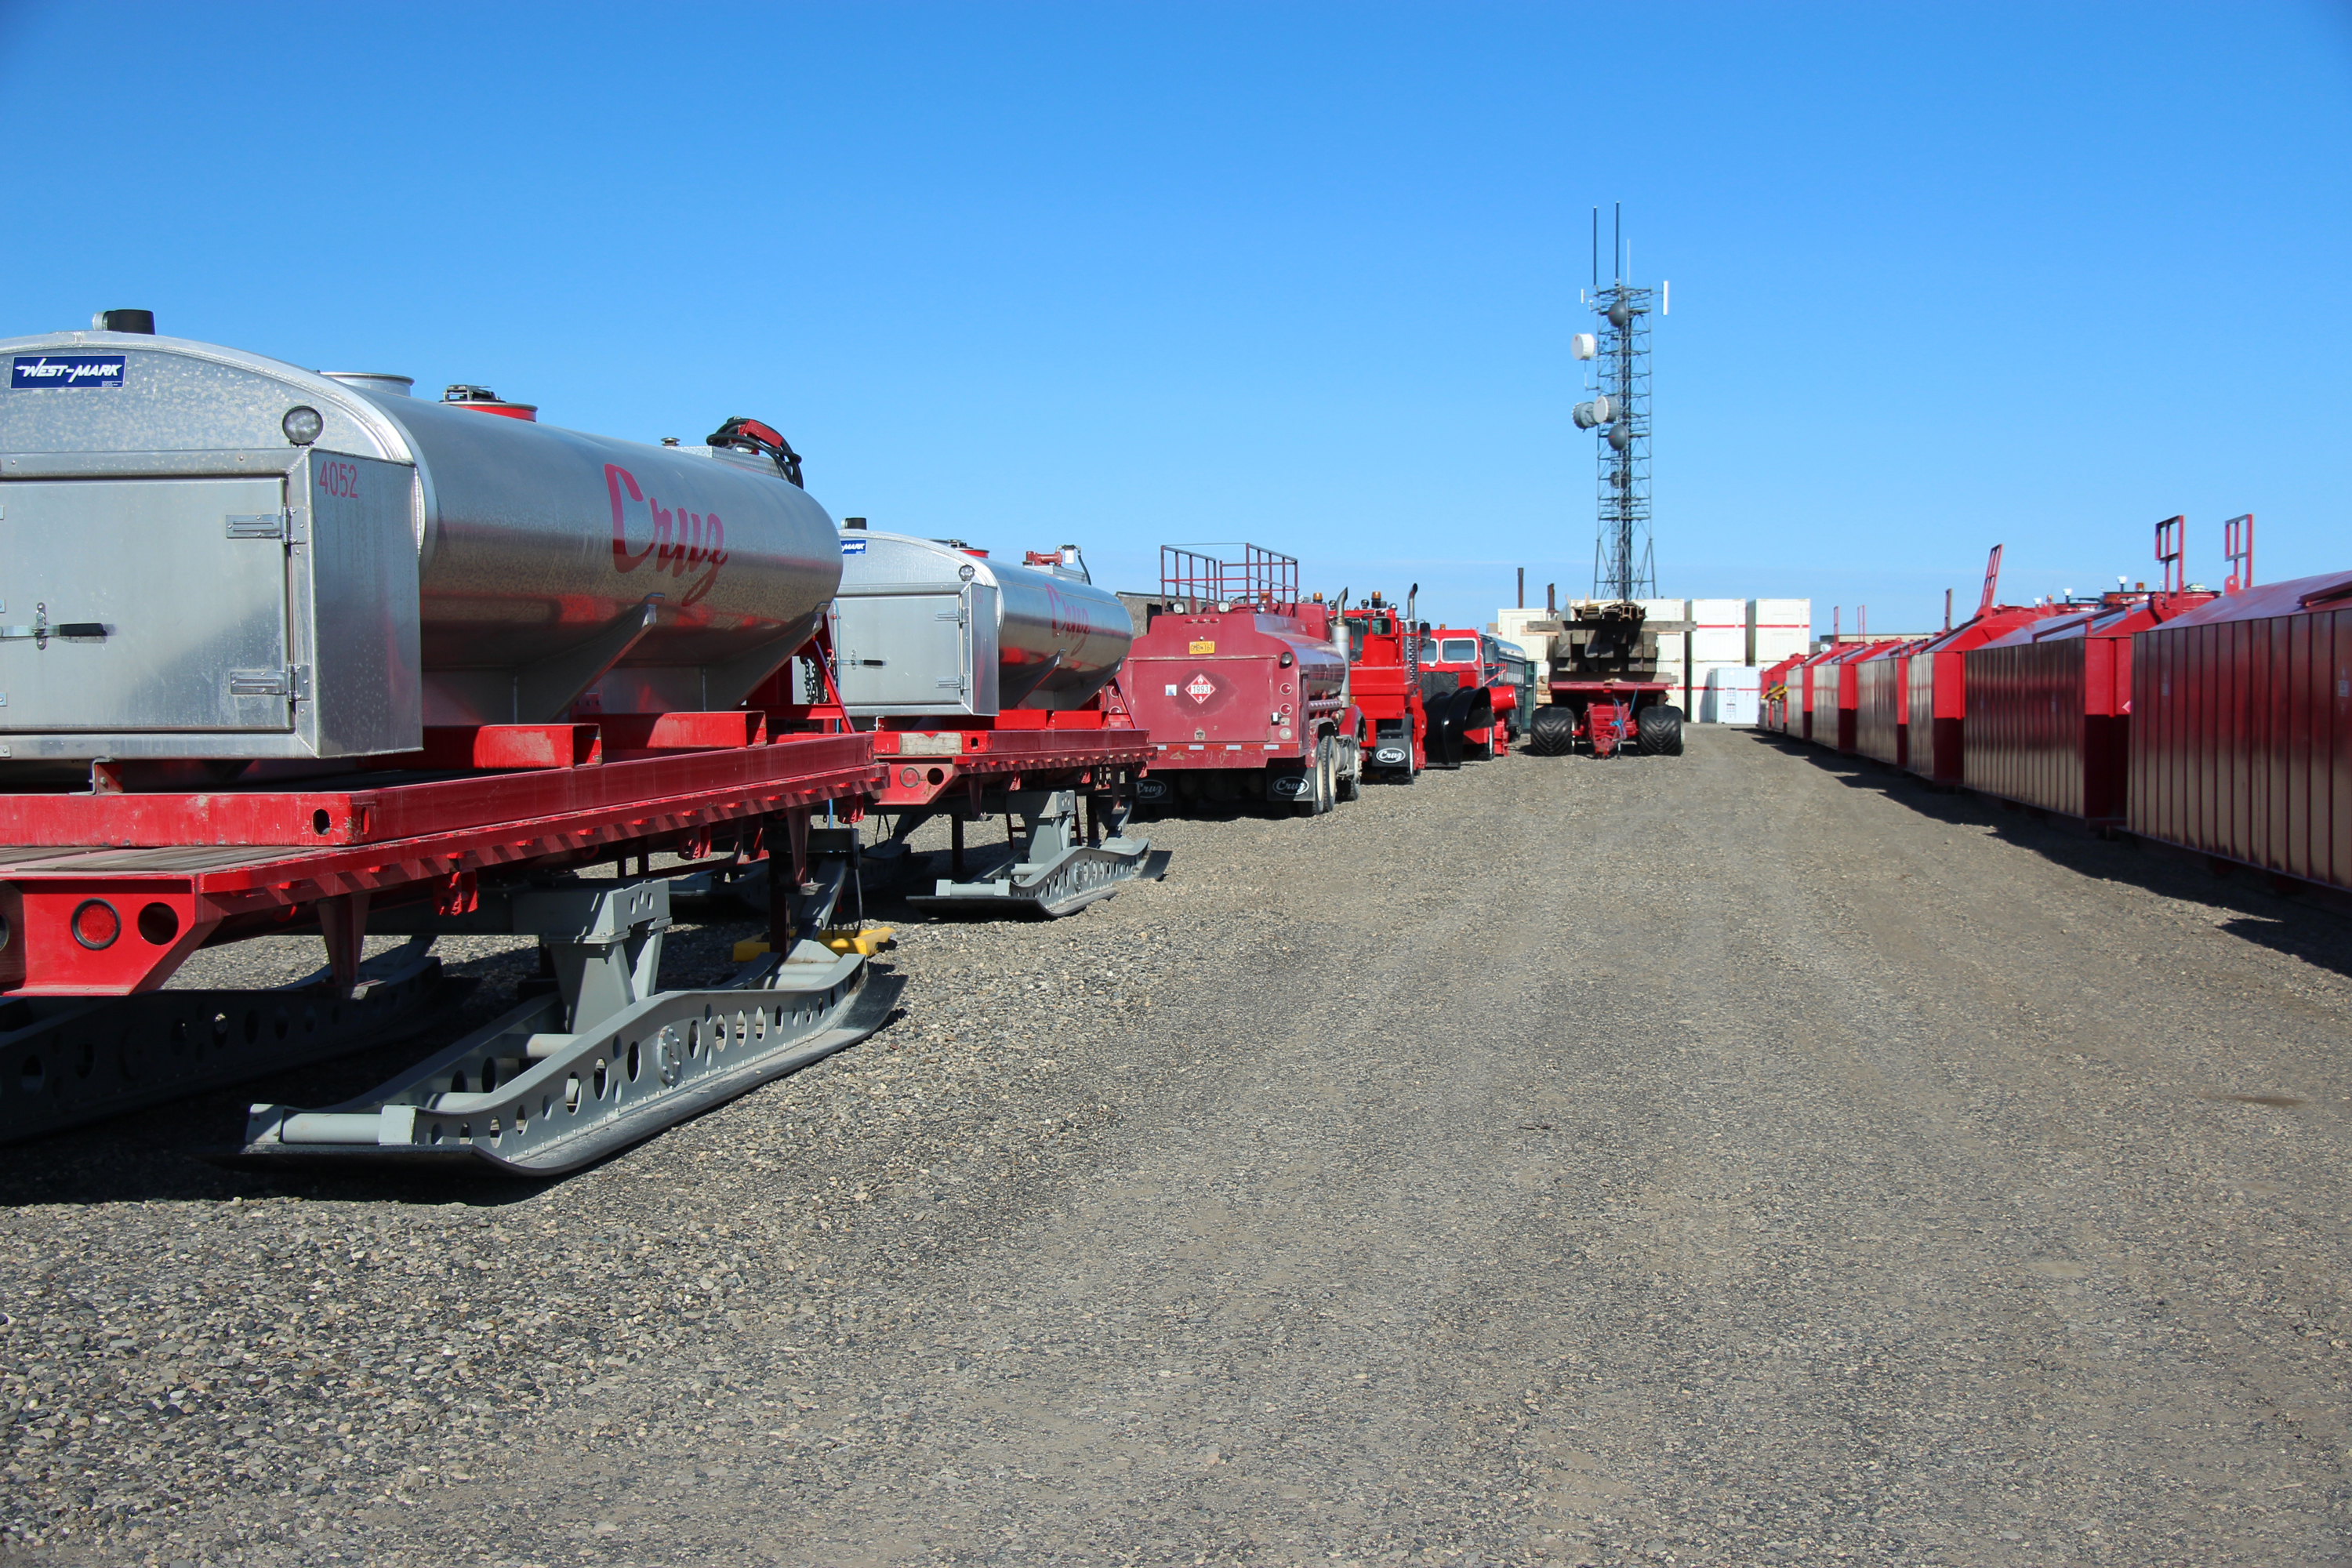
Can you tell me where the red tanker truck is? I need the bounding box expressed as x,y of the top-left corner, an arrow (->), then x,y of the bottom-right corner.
1123,546 -> 1362,815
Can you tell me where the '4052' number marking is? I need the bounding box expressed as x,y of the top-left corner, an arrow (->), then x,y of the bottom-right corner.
317,460 -> 360,499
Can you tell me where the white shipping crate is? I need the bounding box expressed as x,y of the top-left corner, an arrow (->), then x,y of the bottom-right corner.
1748,598 -> 1812,666
1699,666 -> 1762,724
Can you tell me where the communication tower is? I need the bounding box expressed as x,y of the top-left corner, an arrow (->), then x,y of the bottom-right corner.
1572,202 -> 1657,603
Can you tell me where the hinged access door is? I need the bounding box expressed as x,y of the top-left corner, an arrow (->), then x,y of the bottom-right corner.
0,476 -> 294,732
833,584 -> 987,715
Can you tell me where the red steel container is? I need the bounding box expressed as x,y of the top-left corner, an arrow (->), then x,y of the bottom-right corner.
1853,638 -> 1928,768
1903,605 -> 2075,786
1813,642 -> 1882,753
1962,593 -> 2212,824
1760,652 -> 1807,733
2129,569 -> 2352,890
1788,646 -> 1840,741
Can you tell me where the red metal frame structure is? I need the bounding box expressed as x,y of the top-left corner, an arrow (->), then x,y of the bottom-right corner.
1159,544 -> 1298,609
2129,567 -> 2352,893
2224,514 -> 2256,596
1962,587 -> 2216,827
0,641 -> 878,997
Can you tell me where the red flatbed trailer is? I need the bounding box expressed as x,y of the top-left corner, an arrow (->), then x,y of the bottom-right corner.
0,670 -> 899,1163
862,684 -> 1165,913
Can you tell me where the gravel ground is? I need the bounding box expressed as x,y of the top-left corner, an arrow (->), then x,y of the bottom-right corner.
5,726 -> 2352,1566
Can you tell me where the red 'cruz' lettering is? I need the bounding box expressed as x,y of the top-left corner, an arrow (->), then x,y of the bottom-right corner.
605,462 -> 730,605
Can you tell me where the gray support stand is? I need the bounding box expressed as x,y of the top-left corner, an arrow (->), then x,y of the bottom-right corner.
906,788 -> 1167,919
229,872 -> 901,1175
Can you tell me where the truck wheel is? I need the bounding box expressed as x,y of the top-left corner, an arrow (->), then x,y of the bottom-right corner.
1336,739 -> 1362,800
1637,704 -> 1684,756
1291,746 -> 1328,817
1316,737 -> 1338,814
1527,706 -> 1577,756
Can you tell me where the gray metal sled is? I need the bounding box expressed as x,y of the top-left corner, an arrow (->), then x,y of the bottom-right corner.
901,787 -> 1166,919
225,869 -> 901,1175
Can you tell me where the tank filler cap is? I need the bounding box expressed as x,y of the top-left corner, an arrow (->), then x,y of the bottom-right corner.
92,309 -> 154,334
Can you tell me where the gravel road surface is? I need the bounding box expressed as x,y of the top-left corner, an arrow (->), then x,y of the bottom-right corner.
6,726 -> 2352,1566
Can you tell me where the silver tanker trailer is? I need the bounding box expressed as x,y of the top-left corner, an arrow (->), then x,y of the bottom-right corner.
0,322 -> 840,776
0,317 -> 903,1171
826,528 -> 1165,915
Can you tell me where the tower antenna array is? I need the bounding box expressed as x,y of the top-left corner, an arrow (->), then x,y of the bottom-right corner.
1572,201 -> 1657,603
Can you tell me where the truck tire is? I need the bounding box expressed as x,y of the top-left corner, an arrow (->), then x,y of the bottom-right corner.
1527,705 -> 1577,756
1428,690 -> 1467,770
1294,739 -> 1334,816
1637,704 -> 1684,756
1336,739 -> 1363,800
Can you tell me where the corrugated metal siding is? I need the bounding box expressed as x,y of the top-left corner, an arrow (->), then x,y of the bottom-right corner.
1964,641 -> 2097,819
1853,647 -> 1911,768
2129,582 -> 2352,891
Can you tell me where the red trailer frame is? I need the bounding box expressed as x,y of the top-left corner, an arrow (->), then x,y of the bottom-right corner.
0,685 -> 877,999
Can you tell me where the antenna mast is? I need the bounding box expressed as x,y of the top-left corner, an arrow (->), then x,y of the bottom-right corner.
1573,200 -> 1657,603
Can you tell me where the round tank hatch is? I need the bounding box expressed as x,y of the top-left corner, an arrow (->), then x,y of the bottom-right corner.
442,383 -> 538,421
324,372 -> 415,398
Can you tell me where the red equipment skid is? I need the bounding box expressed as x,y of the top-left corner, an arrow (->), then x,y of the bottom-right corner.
1904,546 -> 2078,786
1853,639 -> 1930,768
1760,652 -> 1808,735
1123,546 -> 1361,813
1341,593 -> 1429,777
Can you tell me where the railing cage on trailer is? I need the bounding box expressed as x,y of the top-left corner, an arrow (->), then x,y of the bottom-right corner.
1160,544 -> 1299,608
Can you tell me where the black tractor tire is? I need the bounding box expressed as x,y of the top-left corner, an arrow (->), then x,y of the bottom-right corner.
1637,703 -> 1685,757
1462,689 -> 1496,759
1427,690 -> 1467,770
1527,705 -> 1577,756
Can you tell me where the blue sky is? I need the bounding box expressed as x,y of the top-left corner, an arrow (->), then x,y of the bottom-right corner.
3,2 -> 2346,636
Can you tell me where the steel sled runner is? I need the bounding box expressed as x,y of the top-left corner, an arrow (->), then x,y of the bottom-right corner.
230,871 -> 902,1174
872,722 -> 1167,919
